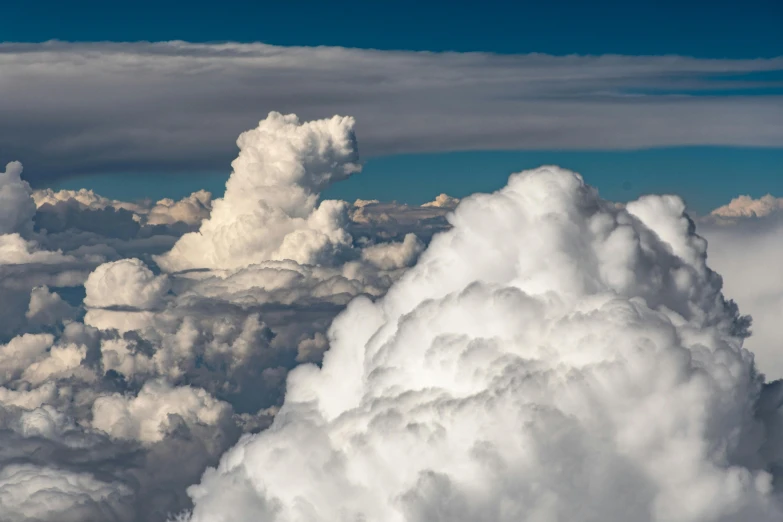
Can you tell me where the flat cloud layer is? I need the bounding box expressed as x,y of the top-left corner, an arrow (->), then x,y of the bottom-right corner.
1,42 -> 783,183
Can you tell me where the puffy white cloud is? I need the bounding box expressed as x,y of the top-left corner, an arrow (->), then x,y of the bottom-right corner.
421,193 -> 460,209
184,167 -> 783,521
84,258 -> 170,310
0,333 -> 55,384
361,233 -> 424,271
146,190 -> 212,226
92,379 -> 232,444
25,285 -> 77,327
156,113 -> 360,271
0,233 -> 74,265
710,194 -> 783,221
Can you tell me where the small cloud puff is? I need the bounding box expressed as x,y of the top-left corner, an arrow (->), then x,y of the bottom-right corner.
84,258 -> 170,310
421,193 -> 460,208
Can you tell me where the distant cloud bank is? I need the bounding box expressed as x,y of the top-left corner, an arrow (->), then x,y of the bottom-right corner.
1,41 -> 782,184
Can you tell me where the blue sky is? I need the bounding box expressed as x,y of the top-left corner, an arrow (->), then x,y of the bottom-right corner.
4,0 -> 783,212
4,0 -> 782,58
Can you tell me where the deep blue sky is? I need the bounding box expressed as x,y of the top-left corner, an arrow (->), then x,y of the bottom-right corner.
3,0 -> 782,57
7,0 -> 783,210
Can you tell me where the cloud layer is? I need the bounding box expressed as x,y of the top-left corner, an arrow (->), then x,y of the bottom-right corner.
1,42 -> 782,183
1,111 -> 783,522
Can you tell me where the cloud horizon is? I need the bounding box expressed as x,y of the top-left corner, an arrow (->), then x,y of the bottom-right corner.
2,41 -> 782,185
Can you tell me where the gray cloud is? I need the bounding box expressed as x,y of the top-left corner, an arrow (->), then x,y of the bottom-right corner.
1,41 -> 782,184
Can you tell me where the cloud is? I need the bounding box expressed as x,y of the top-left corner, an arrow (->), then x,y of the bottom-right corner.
25,285 -> 77,327
156,112 -> 360,271
421,193 -> 460,209
0,161 -> 36,235
710,194 -> 783,221
1,42 -> 782,184
183,166 -> 783,522
84,258 -> 171,310
91,379 -> 233,445
700,213 -> 783,380
361,232 -> 424,270
0,464 -> 133,522
146,191 -> 212,226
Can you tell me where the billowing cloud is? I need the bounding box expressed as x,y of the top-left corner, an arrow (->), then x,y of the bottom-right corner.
184,167 -> 783,521
156,112 -> 360,271
84,258 -> 171,310
421,193 -> 460,209
146,191 -> 212,226
1,42 -> 783,184
710,194 -> 783,221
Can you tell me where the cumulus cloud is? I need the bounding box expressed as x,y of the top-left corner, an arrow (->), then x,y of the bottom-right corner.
361,232 -> 424,271
1,42 -> 783,184
146,191 -> 212,226
184,167 -> 783,522
84,258 -> 170,310
92,379 -> 232,444
25,285 -> 77,327
156,112 -> 360,271
710,194 -> 783,221
421,193 -> 460,209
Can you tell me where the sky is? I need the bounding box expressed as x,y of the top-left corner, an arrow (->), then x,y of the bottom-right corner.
3,0 -> 782,57
2,0 -> 783,211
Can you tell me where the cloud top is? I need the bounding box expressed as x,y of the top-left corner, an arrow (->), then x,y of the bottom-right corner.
157,112 -> 360,271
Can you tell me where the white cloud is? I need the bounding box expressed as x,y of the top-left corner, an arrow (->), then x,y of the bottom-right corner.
156,112 -> 360,271
0,464 -> 133,522
184,167 -> 782,522
361,233 -> 424,270
25,285 -> 77,327
146,191 -> 212,226
1,42 -> 782,183
710,194 -> 783,221
92,379 -> 232,444
84,258 -> 171,310
421,193 -> 460,209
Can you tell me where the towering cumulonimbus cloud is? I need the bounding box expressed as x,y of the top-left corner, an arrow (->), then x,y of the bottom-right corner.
184,167 -> 783,521
156,112 -> 361,272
